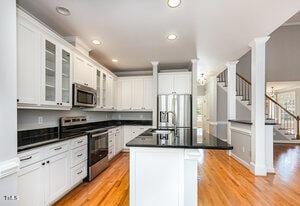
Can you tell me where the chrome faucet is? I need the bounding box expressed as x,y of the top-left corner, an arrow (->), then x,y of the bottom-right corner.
162,111 -> 177,135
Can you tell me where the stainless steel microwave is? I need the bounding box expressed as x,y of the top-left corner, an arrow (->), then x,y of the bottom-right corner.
73,83 -> 97,107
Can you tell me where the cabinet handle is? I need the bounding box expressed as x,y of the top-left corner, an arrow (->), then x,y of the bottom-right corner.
77,154 -> 83,157
60,103 -> 62,105
57,103 -> 59,105
54,147 -> 62,151
77,140 -> 83,144
20,156 -> 32,161
17,99 -> 19,103
77,170 -> 83,175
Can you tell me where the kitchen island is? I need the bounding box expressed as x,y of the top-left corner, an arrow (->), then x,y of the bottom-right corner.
126,128 -> 233,206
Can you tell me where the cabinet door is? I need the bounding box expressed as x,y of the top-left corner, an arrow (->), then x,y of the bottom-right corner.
143,77 -> 153,110
85,62 -> 97,89
106,75 -> 114,109
116,80 -> 122,110
17,20 -> 40,105
42,38 -> 58,105
173,72 -> 191,94
123,126 -> 132,149
73,55 -> 86,85
96,70 -> 101,107
121,80 -> 132,110
158,74 -> 173,94
45,152 -> 70,204
59,47 -> 72,107
132,79 -> 144,110
18,161 -> 45,206
101,72 -> 107,108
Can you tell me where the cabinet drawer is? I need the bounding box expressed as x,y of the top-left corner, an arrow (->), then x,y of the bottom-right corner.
18,148 -> 44,168
71,161 -> 87,187
70,136 -> 87,149
44,141 -> 69,159
108,146 -> 115,160
108,134 -> 115,148
71,145 -> 87,167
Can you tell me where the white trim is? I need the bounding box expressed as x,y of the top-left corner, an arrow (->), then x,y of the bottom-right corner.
0,157 -> 20,179
231,153 -> 250,169
250,162 -> 267,176
230,126 -> 252,135
274,140 -> 300,144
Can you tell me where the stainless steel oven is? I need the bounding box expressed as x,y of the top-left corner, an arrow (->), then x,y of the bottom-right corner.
73,83 -> 97,107
87,129 -> 109,181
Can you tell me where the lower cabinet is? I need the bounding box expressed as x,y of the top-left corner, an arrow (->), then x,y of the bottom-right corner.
123,125 -> 152,150
45,152 -> 70,204
18,161 -> 45,206
18,136 -> 87,206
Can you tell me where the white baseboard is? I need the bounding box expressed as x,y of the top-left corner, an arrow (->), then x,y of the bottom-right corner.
250,162 -> 267,176
0,157 -> 20,179
231,153 -> 250,169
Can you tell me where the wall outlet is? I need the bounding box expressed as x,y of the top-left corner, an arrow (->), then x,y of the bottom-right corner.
38,116 -> 43,125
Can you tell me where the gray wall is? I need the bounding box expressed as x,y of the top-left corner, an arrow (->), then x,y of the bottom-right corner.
237,25 -> 300,82
236,100 -> 251,121
18,109 -> 152,131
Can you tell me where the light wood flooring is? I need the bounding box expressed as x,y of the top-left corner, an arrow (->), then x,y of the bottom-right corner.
55,144 -> 300,206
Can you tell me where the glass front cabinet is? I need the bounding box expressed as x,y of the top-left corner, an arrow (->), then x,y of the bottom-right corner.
41,36 -> 72,109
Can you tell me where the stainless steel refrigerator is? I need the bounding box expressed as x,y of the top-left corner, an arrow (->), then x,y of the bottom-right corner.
157,94 -> 192,128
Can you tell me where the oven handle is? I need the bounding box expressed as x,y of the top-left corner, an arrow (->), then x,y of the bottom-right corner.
91,131 -> 108,138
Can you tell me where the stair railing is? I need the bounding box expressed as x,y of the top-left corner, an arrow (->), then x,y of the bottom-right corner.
217,70 -> 300,140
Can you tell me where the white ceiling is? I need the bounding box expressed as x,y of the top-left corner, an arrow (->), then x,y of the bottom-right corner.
17,0 -> 300,73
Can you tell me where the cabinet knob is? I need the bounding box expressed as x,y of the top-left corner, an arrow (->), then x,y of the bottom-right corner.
46,161 -> 50,164
42,162 -> 45,166
60,103 -> 62,105
57,103 -> 59,105
17,99 -> 19,103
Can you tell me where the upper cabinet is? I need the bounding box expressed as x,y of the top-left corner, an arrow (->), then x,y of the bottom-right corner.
40,37 -> 72,109
73,54 -> 96,90
17,15 -> 41,106
158,72 -> 191,94
117,76 -> 153,111
17,12 -> 72,110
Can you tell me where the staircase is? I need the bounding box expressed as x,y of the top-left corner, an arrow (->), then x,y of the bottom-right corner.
217,69 -> 300,141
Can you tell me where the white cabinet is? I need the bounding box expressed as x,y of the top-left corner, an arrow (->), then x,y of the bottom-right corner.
73,54 -> 96,89
40,36 -> 73,109
117,76 -> 153,110
18,136 -> 87,206
18,161 -> 45,206
115,127 -> 123,155
17,18 -> 41,106
158,72 -> 191,94
123,125 -> 151,150
45,152 -> 70,204
108,127 -> 123,160
106,75 -> 115,109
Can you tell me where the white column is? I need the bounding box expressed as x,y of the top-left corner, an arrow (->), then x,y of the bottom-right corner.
226,61 -> 238,153
0,0 -> 18,205
191,59 -> 199,129
151,61 -> 159,128
226,61 -> 238,120
249,36 -> 270,176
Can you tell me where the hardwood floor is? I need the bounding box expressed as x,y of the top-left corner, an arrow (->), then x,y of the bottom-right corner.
55,144 -> 300,206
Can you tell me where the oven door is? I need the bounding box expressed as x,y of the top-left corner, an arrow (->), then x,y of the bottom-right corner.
73,83 -> 97,107
89,131 -> 108,166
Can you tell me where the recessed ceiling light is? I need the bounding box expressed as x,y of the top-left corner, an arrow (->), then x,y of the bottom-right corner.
56,7 -> 71,16
112,59 -> 118,62
167,0 -> 181,8
167,34 -> 177,40
92,40 -> 101,45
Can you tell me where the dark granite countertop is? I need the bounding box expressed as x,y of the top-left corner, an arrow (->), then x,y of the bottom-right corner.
18,120 -> 152,152
126,128 -> 233,150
